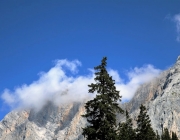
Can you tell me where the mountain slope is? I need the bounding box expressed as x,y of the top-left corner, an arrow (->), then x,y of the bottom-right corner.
127,56 -> 180,136
1,56 -> 180,139
0,102 -> 86,140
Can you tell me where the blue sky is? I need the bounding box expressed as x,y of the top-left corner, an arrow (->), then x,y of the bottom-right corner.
0,1 -> 180,120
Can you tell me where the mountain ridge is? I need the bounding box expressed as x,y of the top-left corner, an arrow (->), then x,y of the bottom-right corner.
1,56 -> 180,139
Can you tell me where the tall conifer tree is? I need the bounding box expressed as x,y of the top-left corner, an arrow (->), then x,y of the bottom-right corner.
82,57 -> 123,140
136,104 -> 157,140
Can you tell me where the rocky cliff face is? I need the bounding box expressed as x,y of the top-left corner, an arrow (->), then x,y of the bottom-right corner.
0,102 -> 86,140
1,56 -> 180,139
127,56 -> 180,136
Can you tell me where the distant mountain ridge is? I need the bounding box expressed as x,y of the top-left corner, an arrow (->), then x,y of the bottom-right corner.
1,56 -> 180,140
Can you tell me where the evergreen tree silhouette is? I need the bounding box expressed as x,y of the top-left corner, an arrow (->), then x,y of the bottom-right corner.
136,104 -> 157,140
82,57 -> 123,140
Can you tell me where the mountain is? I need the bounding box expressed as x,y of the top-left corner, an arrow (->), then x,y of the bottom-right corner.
0,102 -> 87,140
126,56 -> 180,136
0,56 -> 180,140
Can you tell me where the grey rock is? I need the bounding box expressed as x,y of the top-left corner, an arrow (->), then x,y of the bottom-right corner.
0,102 -> 87,140
126,55 -> 180,137
1,55 -> 180,139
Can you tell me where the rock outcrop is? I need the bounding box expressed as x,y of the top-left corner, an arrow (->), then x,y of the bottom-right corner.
126,56 -> 180,136
1,56 -> 180,139
0,102 -> 86,140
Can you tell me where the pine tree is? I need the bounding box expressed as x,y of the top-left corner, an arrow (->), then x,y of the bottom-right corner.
172,131 -> 178,140
156,130 -> 161,140
161,128 -> 171,140
136,104 -> 157,140
82,57 -> 124,140
117,110 -> 136,140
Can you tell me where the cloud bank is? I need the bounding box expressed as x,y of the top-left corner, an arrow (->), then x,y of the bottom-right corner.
1,59 -> 161,111
174,13 -> 180,42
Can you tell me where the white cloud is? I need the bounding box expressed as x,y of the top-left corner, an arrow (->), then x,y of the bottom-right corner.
1,59 -> 94,111
1,60 -> 161,111
174,13 -> 180,42
115,65 -> 161,101
108,69 -> 122,83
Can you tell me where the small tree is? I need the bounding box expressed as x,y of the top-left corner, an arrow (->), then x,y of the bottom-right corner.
161,128 -> 171,140
82,57 -> 124,140
156,130 -> 161,140
172,131 -> 178,140
136,104 -> 157,140
117,110 -> 136,140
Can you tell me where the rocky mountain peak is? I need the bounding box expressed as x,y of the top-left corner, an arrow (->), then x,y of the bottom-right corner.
125,56 -> 180,138
1,56 -> 180,139
175,55 -> 180,65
